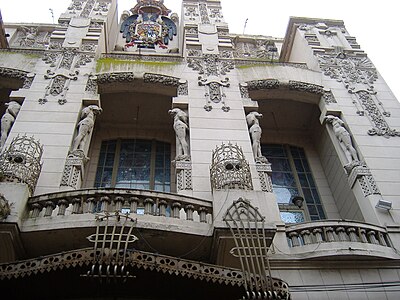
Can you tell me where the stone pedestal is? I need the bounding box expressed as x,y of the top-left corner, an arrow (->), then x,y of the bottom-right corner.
60,150 -> 88,190
174,160 -> 192,192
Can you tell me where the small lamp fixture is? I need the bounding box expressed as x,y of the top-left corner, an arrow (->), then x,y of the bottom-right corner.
376,199 -> 392,211
291,196 -> 304,208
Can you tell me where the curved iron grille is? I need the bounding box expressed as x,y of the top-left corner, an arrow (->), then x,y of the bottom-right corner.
210,143 -> 253,190
224,198 -> 284,299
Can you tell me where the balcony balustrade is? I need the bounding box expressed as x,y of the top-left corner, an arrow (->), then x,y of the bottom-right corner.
27,188 -> 213,224
286,220 -> 393,249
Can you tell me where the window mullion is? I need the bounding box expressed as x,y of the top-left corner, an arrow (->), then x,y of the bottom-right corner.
285,145 -> 310,221
149,139 -> 156,190
110,139 -> 121,187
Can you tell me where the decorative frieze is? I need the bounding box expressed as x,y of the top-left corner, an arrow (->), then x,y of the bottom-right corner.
209,7 -> 223,22
42,52 -> 60,67
12,26 -> 50,48
233,40 -> 278,60
59,49 -> 77,69
81,42 -> 97,52
199,3 -> 211,24
74,53 -> 94,68
288,80 -> 324,95
184,6 -> 199,21
246,79 -> 280,91
316,51 -> 399,136
143,73 -> 180,86
356,91 -> 400,137
80,0 -> 96,18
95,72 -> 135,84
322,90 -> 337,104
0,67 -> 29,81
85,74 -> 98,94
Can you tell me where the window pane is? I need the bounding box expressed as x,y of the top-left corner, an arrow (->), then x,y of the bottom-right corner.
280,211 -> 305,223
274,187 -> 298,204
96,139 -> 171,191
294,159 -> 304,172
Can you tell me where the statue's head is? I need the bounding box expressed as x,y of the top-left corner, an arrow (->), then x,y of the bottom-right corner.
5,101 -> 21,115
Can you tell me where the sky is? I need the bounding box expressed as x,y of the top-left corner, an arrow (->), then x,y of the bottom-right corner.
1,0 -> 399,100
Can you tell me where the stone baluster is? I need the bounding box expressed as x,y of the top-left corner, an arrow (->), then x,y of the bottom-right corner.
300,230 -> 312,245
199,207 -> 208,223
44,201 -> 56,217
100,196 -> 111,212
171,202 -> 181,219
347,227 -> 358,242
312,228 -> 324,243
325,227 -> 335,242
114,196 -> 124,212
336,227 -> 348,241
359,228 -> 368,243
71,197 -> 82,214
129,196 -> 139,214
185,204 -> 194,221
57,199 -> 69,216
144,198 -> 154,215
158,200 -> 168,217
367,230 -> 379,245
86,197 -> 97,213
377,232 -> 388,247
31,203 -> 42,218
288,232 -> 300,247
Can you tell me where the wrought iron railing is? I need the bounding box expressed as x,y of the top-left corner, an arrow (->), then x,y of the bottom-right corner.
26,188 -> 213,223
286,220 -> 393,248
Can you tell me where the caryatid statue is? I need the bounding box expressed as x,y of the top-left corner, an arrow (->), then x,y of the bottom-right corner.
246,111 -> 264,161
324,115 -> 359,164
0,101 -> 21,150
71,105 -> 102,153
169,108 -> 190,160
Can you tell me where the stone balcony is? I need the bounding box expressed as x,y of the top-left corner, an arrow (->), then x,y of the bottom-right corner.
283,220 -> 399,260
21,188 -> 214,258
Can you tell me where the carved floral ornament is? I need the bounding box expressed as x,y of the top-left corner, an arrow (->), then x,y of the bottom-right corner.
85,72 -> 188,95
240,79 -> 337,104
0,67 -> 35,89
316,50 -> 400,137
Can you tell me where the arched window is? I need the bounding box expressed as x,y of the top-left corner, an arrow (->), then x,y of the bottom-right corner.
94,139 -> 171,192
261,144 -> 326,223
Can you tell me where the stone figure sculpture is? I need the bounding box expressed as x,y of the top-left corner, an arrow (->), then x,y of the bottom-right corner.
169,108 -> 190,160
0,101 -> 21,150
246,111 -> 265,162
325,115 -> 359,164
71,105 -> 102,152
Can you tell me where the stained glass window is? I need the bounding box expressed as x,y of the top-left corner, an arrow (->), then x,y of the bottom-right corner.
262,144 -> 326,223
95,139 -> 171,192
